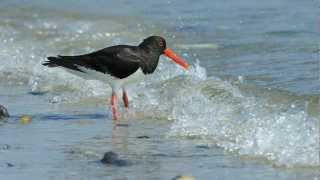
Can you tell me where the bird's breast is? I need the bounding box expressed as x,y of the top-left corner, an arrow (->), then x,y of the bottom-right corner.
120,68 -> 145,85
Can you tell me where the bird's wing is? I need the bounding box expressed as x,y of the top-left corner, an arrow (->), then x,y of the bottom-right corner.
44,45 -> 142,79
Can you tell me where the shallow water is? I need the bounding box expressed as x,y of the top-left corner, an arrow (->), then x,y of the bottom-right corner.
0,0 -> 319,179
0,87 -> 319,180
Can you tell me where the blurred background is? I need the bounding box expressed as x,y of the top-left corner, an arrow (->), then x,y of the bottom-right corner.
0,0 -> 318,94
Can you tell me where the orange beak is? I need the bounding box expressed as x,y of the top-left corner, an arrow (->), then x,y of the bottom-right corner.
163,48 -> 189,70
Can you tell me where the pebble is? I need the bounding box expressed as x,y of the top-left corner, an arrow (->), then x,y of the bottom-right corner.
195,145 -> 210,149
101,151 -> 129,167
6,163 -> 14,167
20,115 -> 32,124
28,91 -> 47,96
0,105 -> 9,119
136,135 -> 150,139
0,144 -> 10,150
172,175 -> 196,180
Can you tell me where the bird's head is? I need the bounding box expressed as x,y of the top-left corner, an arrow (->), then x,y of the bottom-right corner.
139,36 -> 189,70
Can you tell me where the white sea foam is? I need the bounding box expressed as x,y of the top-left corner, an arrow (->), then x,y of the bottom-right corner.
168,82 -> 319,167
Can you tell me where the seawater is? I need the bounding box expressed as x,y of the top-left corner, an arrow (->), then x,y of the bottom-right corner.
0,0 -> 319,179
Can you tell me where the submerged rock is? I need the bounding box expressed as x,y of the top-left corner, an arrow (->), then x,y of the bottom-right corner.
6,163 -> 14,167
0,144 -> 10,150
172,175 -> 196,180
136,135 -> 150,139
101,151 -> 129,167
28,91 -> 47,96
195,145 -> 210,149
0,105 -> 9,119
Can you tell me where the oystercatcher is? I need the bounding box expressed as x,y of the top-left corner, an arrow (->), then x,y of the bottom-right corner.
43,36 -> 189,120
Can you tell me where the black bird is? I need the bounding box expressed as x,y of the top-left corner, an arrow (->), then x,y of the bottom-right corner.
43,36 -> 189,120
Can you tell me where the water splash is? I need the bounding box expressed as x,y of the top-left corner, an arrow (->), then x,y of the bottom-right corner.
167,76 -> 319,167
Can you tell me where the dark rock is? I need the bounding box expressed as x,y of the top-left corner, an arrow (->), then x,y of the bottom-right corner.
152,153 -> 168,157
0,144 -> 10,150
101,151 -> 118,164
6,163 -> 14,167
195,145 -> 210,149
136,135 -> 150,139
28,91 -> 47,96
0,105 -> 9,119
101,151 -> 129,167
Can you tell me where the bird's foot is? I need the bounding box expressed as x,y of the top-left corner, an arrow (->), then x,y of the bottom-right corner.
112,106 -> 120,121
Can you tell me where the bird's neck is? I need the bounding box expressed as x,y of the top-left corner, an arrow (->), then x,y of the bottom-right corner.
138,46 -> 161,74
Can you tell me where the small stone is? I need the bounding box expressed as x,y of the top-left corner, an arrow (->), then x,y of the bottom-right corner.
195,145 -> 210,149
172,175 -> 196,180
152,153 -> 168,157
28,91 -> 47,96
0,144 -> 10,150
20,115 -> 32,124
0,105 -> 9,119
6,163 -> 14,167
100,151 -> 129,167
136,135 -> 150,139
101,151 -> 118,164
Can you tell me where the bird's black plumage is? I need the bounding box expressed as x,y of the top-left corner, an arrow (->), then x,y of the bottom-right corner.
43,36 -> 167,79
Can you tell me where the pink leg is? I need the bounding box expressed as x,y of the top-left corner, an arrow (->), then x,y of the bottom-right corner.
111,92 -> 119,121
122,90 -> 129,108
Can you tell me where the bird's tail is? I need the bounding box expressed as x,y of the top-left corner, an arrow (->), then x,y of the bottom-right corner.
43,55 -> 84,72
42,56 -> 63,67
